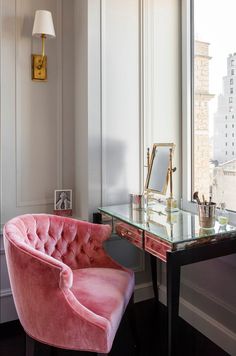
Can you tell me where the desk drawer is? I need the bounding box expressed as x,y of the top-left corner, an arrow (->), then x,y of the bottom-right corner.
145,232 -> 171,262
115,222 -> 143,249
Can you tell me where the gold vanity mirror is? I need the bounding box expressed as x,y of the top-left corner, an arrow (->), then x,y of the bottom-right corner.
145,143 -> 178,211
145,143 -> 175,194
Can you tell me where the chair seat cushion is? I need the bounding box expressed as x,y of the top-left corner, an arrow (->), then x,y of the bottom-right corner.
71,267 -> 134,333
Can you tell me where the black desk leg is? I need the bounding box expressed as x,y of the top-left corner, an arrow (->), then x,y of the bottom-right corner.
150,254 -> 159,301
93,212 -> 102,224
167,253 -> 181,356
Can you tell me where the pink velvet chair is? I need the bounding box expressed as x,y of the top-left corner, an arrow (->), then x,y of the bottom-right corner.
3,214 -> 135,355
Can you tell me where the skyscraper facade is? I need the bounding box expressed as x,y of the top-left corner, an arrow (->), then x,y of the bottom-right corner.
214,53 -> 236,163
193,40 -> 214,196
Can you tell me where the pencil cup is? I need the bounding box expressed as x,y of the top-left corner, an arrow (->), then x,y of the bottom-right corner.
198,203 -> 216,229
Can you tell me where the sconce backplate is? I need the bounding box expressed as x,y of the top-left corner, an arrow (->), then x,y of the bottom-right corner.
31,54 -> 47,81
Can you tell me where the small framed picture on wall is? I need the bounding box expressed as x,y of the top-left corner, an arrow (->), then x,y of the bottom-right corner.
54,189 -> 72,216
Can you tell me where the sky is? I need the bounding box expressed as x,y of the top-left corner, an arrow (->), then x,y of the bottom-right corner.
194,0 -> 236,135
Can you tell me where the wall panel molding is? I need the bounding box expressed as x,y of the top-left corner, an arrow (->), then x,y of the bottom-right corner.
161,259 -> 236,343
143,0 -> 155,151
0,0 -> 65,322
1,0 -> 17,225
134,281 -> 153,303
0,287 -> 12,298
181,276 -> 236,317
159,284 -> 236,356
101,0 -> 142,206
16,0 -> 63,208
100,0 -> 150,283
0,0 -> 64,224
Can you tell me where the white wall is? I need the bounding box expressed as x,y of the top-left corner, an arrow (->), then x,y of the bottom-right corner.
143,0 -> 181,202
1,0 -> 64,227
101,0 -> 141,205
0,0 -> 75,322
74,0 -> 142,219
100,0 -> 152,299
74,0 -> 89,220
0,0 -> 152,322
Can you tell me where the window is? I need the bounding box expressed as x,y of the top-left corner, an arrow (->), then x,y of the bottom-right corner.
233,151 -> 235,155
182,0 -> 236,216
233,142 -> 235,146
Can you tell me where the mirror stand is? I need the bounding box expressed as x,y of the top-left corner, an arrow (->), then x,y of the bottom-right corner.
166,148 -> 178,212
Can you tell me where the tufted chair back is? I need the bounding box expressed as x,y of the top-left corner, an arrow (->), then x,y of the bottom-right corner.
3,214 -> 135,354
5,214 -> 111,269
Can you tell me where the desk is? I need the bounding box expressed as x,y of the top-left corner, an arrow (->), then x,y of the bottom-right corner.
96,203 -> 236,356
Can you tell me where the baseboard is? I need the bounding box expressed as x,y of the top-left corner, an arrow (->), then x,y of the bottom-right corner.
3,279 -> 236,355
4,276 -> 235,355
0,291 -> 18,323
134,282 -> 154,303
0,287 -> 12,298
159,284 -> 236,356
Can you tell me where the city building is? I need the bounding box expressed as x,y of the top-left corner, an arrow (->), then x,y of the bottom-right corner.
212,159 -> 236,209
212,53 -> 236,209
214,53 -> 236,163
193,40 -> 214,197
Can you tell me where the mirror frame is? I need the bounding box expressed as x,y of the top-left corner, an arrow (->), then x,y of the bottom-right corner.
145,143 -> 175,195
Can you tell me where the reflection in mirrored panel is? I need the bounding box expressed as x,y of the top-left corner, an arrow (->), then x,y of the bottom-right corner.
145,143 -> 175,195
99,203 -> 236,246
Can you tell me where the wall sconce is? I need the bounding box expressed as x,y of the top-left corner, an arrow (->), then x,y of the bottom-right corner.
32,10 -> 56,81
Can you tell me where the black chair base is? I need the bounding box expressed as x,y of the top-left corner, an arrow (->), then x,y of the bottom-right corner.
26,334 -> 51,356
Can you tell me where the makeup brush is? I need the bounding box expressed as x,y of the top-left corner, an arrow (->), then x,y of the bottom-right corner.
193,191 -> 201,205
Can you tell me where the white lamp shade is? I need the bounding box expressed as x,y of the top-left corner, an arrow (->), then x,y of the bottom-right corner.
32,10 -> 56,38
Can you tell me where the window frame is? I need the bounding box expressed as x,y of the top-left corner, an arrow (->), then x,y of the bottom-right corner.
182,0 -> 236,222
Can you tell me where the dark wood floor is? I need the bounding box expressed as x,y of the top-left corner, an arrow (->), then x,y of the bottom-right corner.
0,299 -> 229,356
